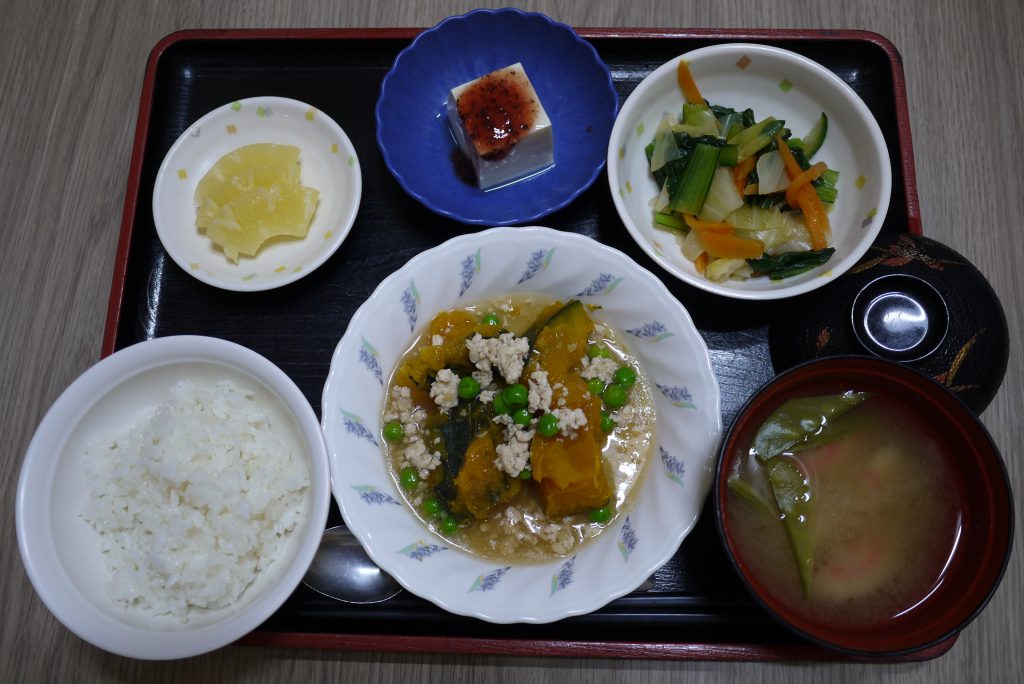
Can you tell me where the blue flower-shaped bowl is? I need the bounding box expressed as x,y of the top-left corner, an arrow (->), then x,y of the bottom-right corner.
375,8 -> 617,226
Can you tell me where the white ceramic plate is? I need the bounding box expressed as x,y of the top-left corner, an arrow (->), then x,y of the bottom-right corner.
608,44 -> 892,300
152,96 -> 361,291
15,336 -> 330,659
322,227 -> 722,623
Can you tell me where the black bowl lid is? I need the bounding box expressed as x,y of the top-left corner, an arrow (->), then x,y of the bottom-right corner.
768,234 -> 1008,414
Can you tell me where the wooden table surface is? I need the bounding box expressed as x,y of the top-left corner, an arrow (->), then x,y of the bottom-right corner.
3,1 -> 1021,681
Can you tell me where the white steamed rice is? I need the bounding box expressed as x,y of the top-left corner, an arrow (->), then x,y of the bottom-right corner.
81,378 -> 309,621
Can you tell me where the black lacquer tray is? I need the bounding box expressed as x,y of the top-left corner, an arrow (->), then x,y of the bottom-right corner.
104,28 -> 947,660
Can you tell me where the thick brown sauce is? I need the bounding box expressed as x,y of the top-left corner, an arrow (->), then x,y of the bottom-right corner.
456,68 -> 538,161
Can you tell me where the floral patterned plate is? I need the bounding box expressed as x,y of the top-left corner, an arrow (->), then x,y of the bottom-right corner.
152,96 -> 361,291
321,227 -> 721,623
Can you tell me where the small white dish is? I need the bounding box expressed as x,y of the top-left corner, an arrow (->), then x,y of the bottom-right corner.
16,336 -> 330,659
608,44 -> 892,300
322,226 -> 722,624
152,97 -> 361,291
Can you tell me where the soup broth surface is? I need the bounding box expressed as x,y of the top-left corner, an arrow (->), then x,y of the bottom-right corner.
726,393 -> 963,627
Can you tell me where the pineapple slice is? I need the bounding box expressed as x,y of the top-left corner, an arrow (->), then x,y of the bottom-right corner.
194,143 -> 318,261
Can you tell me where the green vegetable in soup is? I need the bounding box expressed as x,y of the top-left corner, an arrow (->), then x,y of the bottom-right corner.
399,466 -> 419,490
752,391 -> 870,460
766,457 -> 815,595
537,413 -> 560,437
726,472 -> 775,517
613,366 -> 637,387
383,420 -> 404,442
458,375 -> 481,399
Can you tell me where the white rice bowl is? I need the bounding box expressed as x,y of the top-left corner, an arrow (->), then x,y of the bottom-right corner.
322,227 -> 722,623
81,378 -> 310,621
16,336 -> 330,660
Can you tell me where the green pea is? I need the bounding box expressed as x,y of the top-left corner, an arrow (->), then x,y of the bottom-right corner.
399,466 -> 419,490
458,375 -> 481,399
600,413 -> 615,433
537,413 -> 559,437
423,497 -> 444,518
586,377 -> 606,396
587,344 -> 611,359
503,383 -> 528,409
482,313 -> 501,327
440,516 -> 459,535
383,421 -> 404,442
589,506 -> 612,524
518,468 -> 533,480
492,393 -> 510,415
602,383 -> 627,409
512,408 -> 532,426
613,366 -> 637,388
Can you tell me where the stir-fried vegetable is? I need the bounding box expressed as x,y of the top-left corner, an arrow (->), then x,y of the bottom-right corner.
647,61 -> 842,282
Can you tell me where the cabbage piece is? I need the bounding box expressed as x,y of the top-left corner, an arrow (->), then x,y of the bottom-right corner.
727,205 -> 813,255
680,227 -> 704,262
671,114 -> 718,138
705,257 -> 752,282
755,150 -> 788,194
650,181 -> 671,213
699,167 -> 745,222
649,114 -> 683,172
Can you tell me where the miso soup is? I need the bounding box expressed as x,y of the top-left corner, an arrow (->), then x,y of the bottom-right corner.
725,392 -> 963,628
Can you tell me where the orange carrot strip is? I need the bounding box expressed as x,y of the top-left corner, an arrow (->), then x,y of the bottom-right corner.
694,251 -> 709,275
784,162 -> 828,210
699,232 -> 765,259
683,214 -> 733,234
776,136 -> 830,250
776,134 -> 804,177
800,191 -> 830,251
677,60 -> 703,104
732,156 -> 756,195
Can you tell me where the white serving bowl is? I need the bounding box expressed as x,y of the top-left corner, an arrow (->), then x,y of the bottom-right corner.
608,43 -> 892,300
322,226 -> 722,623
152,96 -> 361,291
16,336 -> 330,660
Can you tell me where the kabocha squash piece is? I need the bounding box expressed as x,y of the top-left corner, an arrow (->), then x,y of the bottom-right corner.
396,310 -> 480,389
450,433 -> 523,518
521,300 -> 567,346
527,304 -> 613,518
524,299 -> 593,377
538,463 -> 611,518
531,376 -> 611,516
436,399 -> 498,510
403,309 -> 504,387
418,310 -> 478,371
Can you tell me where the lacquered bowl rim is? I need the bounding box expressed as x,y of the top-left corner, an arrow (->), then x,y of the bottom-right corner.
713,355 -> 1014,657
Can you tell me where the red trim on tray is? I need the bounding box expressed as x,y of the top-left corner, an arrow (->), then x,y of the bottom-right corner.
238,631 -> 956,661
102,36 -> 163,358
104,29 -> 931,658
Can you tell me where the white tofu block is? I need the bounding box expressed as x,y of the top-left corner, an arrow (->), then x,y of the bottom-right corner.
446,63 -> 554,190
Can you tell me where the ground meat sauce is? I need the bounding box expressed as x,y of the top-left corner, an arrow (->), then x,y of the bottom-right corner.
456,68 -> 538,160
382,295 -> 656,563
